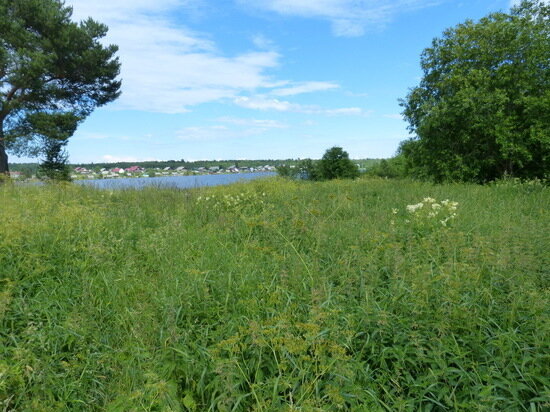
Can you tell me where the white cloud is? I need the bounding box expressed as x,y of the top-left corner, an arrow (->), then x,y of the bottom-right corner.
384,113 -> 403,120
271,81 -> 339,96
74,132 -> 111,140
234,96 -> 367,116
176,115 -> 289,141
67,0 -> 280,113
239,0 -> 443,37
102,154 -> 159,162
252,34 -> 276,50
176,123 -> 282,141
217,117 -> 288,129
345,91 -> 369,97
324,107 -> 365,116
234,96 -> 304,112
68,0 -> 194,19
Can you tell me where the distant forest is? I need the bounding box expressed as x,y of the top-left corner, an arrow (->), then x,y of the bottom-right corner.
10,159 -> 382,178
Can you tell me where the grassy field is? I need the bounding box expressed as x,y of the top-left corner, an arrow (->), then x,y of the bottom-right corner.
1,177 -> 548,411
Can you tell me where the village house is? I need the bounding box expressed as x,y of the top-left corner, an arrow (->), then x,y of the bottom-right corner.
74,167 -> 90,174
125,166 -> 144,173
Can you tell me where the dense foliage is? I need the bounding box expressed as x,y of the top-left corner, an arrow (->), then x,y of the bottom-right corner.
37,137 -> 71,181
400,0 -> 550,182
27,112 -> 76,181
1,178 -> 548,410
0,0 -> 121,173
365,155 -> 406,179
277,147 -> 360,181
276,158 -> 320,180
318,147 -> 360,180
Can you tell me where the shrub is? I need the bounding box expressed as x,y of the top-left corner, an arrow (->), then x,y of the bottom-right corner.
317,147 -> 359,180
367,156 -> 406,178
37,138 -> 72,182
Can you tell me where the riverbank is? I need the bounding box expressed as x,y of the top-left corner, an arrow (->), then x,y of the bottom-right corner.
1,177 -> 548,410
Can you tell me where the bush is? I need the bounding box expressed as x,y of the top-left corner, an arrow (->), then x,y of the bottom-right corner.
318,147 -> 359,180
275,164 -> 295,178
276,148 -> 359,181
366,156 -> 406,178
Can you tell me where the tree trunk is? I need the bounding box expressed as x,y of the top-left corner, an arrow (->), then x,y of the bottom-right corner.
0,121 -> 9,176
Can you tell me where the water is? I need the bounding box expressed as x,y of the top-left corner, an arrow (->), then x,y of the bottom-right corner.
74,172 -> 276,190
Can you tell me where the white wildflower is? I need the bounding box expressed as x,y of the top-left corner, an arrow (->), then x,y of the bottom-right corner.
406,203 -> 424,213
396,197 -> 458,229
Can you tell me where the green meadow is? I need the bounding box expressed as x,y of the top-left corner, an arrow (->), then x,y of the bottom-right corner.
1,177 -> 548,411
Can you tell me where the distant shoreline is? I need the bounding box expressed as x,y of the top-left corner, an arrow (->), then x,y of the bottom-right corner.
75,171 -> 277,190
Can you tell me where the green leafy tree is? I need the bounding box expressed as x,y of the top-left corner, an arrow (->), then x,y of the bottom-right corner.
0,0 -> 121,175
400,0 -> 549,182
367,156 -> 406,179
318,147 -> 359,180
276,159 -> 321,180
276,164 -> 296,178
296,158 -> 320,181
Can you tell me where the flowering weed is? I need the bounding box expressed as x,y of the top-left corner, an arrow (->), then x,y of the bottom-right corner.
196,190 -> 269,215
393,197 -> 459,234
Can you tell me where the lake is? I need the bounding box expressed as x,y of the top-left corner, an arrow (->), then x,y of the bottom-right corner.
74,172 -> 277,190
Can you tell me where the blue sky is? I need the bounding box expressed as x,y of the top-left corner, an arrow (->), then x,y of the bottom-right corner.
15,0 -> 524,163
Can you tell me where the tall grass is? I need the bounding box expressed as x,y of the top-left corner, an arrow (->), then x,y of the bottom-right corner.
1,177 -> 548,411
